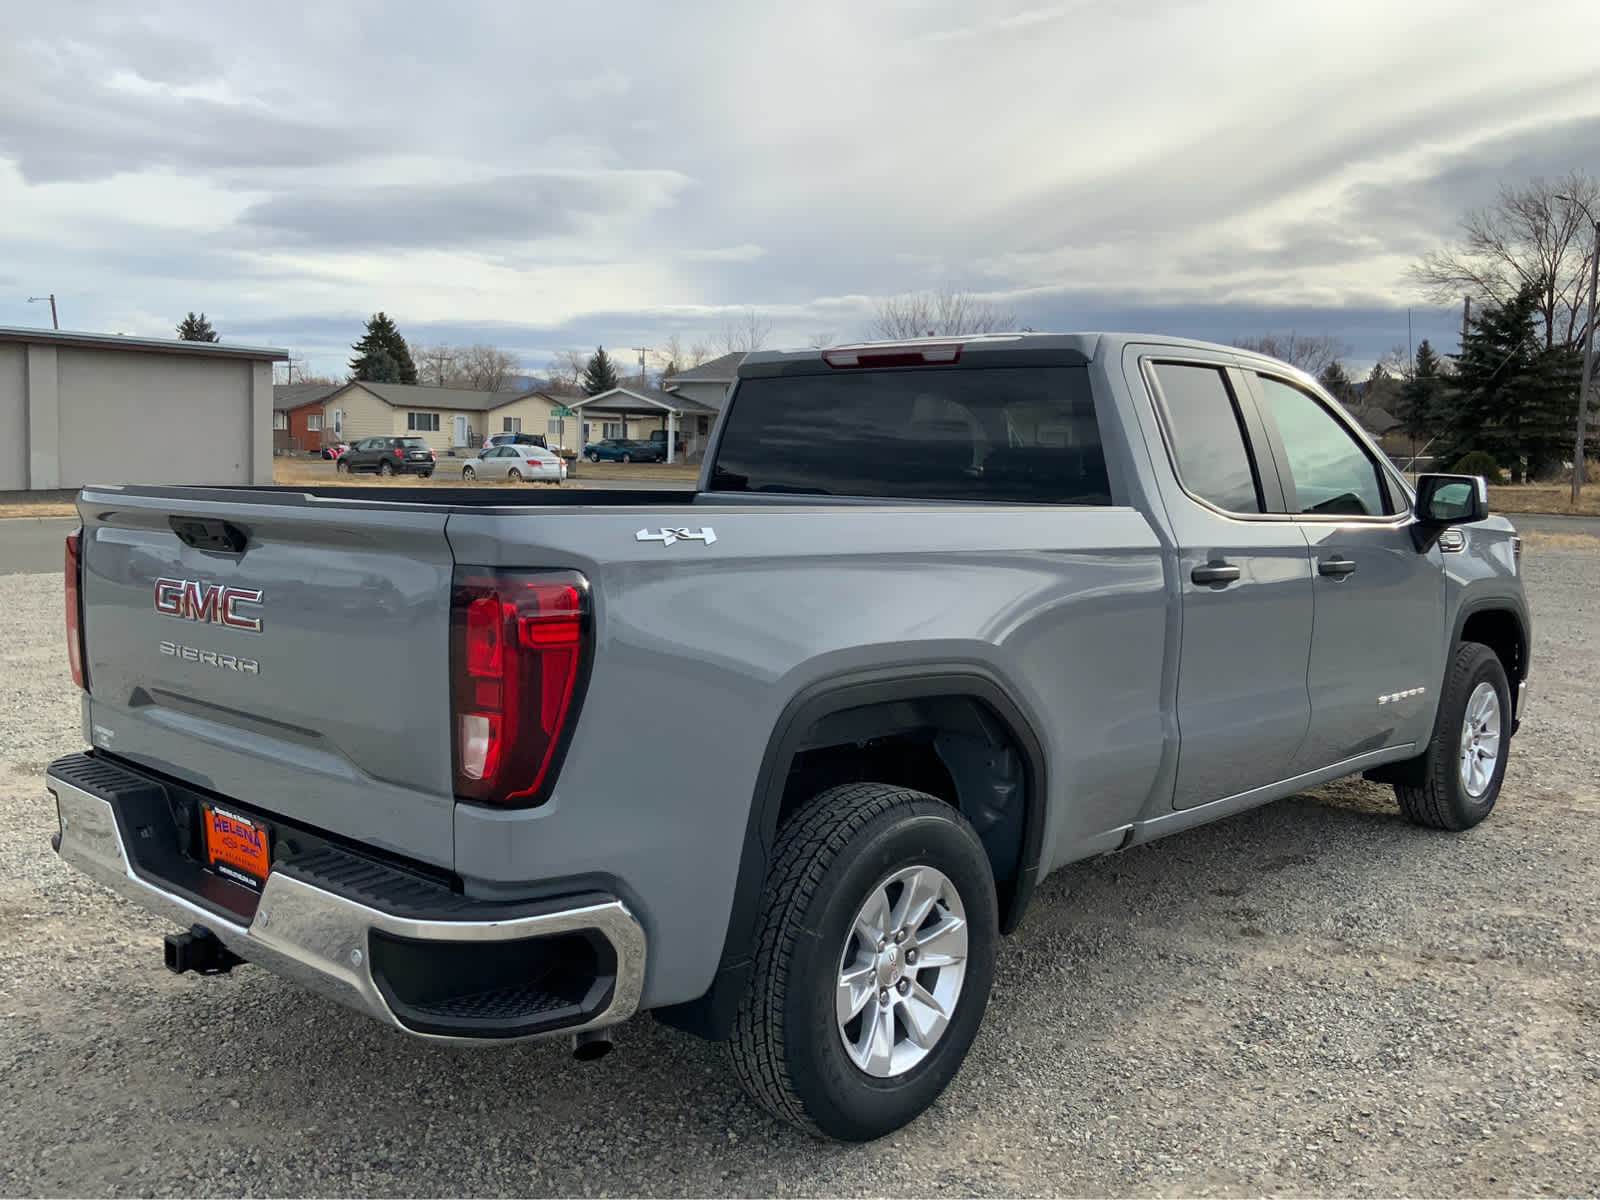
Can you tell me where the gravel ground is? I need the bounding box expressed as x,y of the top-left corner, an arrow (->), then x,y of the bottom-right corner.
1,545 -> 1596,1197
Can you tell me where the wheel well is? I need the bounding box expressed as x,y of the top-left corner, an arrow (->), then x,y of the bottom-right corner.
777,694 -> 1034,931
1460,609 -> 1525,692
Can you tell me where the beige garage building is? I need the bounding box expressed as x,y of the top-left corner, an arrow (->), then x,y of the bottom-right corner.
0,326 -> 287,492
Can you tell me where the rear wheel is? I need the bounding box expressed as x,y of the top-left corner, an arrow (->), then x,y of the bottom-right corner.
727,783 -> 998,1141
461,466 -> 475,480
1395,642 -> 1511,830
507,468 -> 522,482
379,460 -> 395,476
621,452 -> 632,463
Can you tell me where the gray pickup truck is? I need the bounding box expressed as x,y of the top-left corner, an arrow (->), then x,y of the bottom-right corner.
47,333 -> 1529,1140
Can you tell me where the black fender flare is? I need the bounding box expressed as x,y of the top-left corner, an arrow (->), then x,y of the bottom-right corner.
654,665 -> 1047,1041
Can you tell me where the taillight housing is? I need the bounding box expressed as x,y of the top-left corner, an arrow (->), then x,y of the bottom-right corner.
65,530 -> 88,691
451,569 -> 591,806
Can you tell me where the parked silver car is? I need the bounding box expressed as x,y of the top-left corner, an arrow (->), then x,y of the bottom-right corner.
460,443 -> 567,483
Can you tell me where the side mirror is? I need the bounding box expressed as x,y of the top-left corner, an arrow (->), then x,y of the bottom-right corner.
1411,473 -> 1489,551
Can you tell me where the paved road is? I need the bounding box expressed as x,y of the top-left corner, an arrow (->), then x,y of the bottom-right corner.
0,517 -> 77,576
1500,512 -> 1600,537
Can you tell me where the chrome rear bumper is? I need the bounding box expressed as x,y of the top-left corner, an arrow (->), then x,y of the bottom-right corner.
49,760 -> 646,1043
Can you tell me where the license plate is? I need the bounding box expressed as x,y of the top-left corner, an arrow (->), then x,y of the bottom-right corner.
202,805 -> 271,889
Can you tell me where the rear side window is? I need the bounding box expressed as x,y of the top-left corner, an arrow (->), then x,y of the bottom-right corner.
1147,363 -> 1263,514
709,367 -> 1110,505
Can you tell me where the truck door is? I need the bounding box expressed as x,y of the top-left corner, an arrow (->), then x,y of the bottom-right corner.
1239,369 -> 1446,772
1134,355 -> 1316,809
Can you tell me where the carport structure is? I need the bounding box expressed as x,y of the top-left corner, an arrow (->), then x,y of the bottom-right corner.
568,386 -> 718,463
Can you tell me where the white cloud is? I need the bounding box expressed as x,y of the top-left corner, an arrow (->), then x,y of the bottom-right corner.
1,0 -> 1597,374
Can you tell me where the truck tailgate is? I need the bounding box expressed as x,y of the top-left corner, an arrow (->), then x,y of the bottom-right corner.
77,491 -> 458,868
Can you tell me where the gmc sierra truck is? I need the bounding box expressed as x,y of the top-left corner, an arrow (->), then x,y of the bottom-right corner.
47,333 -> 1530,1140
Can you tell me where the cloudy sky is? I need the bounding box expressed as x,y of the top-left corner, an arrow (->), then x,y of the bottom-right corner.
3,0 -> 1597,379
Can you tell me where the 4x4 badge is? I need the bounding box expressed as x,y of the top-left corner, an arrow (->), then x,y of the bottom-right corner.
636,527 -> 717,547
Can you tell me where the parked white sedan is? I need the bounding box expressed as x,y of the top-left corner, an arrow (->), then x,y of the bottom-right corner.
460,444 -> 567,484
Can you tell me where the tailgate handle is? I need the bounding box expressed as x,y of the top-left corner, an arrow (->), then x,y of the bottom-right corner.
169,516 -> 249,554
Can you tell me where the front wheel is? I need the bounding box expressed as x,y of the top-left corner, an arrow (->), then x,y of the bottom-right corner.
1395,642 -> 1512,830
727,783 -> 998,1141
587,452 -> 600,463
461,466 -> 475,480
336,460 -> 350,474
621,453 -> 632,463
379,460 -> 395,476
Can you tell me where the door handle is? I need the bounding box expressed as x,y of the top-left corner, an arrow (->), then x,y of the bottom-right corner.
1318,557 -> 1358,578
1191,562 -> 1242,586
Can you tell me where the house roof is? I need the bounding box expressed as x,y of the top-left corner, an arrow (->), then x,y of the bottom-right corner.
569,385 -> 717,416
663,351 -> 746,385
1356,406 -> 1400,435
329,381 -> 554,413
0,324 -> 287,361
272,382 -> 341,412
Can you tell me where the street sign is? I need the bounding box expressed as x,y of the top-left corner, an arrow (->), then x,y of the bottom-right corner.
553,405 -> 575,417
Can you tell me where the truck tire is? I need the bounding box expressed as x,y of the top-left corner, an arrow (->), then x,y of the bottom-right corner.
727,783 -> 998,1141
1395,642 -> 1511,831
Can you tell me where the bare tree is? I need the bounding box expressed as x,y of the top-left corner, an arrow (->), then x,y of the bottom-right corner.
1232,332 -> 1352,377
719,308 -> 772,355
544,349 -> 589,394
458,344 -> 521,391
1409,171 -> 1600,349
808,331 -> 836,348
413,342 -> 462,388
688,340 -> 711,367
870,288 -> 1016,340
274,358 -> 339,386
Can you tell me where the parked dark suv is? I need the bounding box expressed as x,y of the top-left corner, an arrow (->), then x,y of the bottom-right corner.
337,436 -> 436,477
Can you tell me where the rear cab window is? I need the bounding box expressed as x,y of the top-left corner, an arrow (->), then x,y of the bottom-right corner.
708,366 -> 1111,505
1144,362 -> 1265,515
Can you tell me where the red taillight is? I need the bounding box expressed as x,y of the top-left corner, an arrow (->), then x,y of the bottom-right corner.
394,447 -> 404,457
451,570 -> 590,806
822,343 -> 963,369
65,530 -> 88,691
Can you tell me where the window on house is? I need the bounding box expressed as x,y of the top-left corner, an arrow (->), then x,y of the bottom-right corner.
603,422 -> 624,439
547,418 -> 564,441
503,417 -> 521,433
273,412 -> 288,430
697,416 -> 710,435
407,412 -> 441,432
306,414 -> 324,432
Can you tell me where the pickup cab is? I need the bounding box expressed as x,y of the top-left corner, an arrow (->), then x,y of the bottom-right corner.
47,333 -> 1529,1140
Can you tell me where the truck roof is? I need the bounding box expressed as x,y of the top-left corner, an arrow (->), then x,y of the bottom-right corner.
738,332 -> 1298,375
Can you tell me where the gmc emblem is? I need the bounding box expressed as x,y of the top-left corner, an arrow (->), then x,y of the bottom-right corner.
154,578 -> 264,632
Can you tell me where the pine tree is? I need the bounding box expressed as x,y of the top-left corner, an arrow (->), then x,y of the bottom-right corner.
1444,279 -> 1580,481
349,313 -> 419,384
1318,359 -> 1355,404
176,312 -> 218,342
1395,339 -> 1443,445
582,346 -> 619,395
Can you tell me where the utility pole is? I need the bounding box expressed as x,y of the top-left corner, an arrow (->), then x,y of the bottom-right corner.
1558,192 -> 1598,503
1461,295 -> 1471,352
632,347 -> 649,387
1573,220 -> 1598,503
28,294 -> 58,329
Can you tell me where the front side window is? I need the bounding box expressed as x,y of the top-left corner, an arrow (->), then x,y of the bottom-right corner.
709,366 -> 1109,504
1255,375 -> 1392,516
1147,363 -> 1262,514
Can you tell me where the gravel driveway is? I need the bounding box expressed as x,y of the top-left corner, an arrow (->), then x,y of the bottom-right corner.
1,542 -> 1596,1197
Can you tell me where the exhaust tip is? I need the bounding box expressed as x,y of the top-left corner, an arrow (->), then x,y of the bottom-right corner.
572,1030 -> 613,1062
